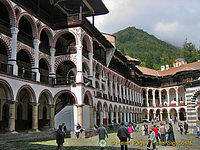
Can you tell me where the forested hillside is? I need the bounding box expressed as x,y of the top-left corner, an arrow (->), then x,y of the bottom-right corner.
113,27 -> 199,70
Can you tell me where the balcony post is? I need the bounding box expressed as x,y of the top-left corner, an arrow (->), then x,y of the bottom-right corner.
76,45 -> 83,83
8,27 -> 19,75
32,39 -> 41,82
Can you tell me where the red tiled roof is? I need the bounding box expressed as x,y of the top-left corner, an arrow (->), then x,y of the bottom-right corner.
125,56 -> 139,62
138,61 -> 200,77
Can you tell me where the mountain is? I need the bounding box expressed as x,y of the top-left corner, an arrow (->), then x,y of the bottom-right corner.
113,27 -> 182,70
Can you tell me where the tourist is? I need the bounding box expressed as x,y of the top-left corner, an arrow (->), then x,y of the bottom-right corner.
128,124 -> 133,138
152,125 -> 159,142
179,123 -> 183,135
97,123 -> 108,150
142,123 -> 145,135
184,122 -> 188,135
144,123 -> 148,135
167,123 -> 175,146
159,123 -> 166,143
154,118 -> 157,126
75,123 -> 82,138
56,125 -> 65,150
136,122 -> 140,132
132,122 -> 136,131
147,127 -> 156,150
151,119 -> 154,125
117,122 -> 130,150
195,124 -> 200,138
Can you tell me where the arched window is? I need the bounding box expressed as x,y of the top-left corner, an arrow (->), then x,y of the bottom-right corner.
2,104 -> 9,121
42,106 -> 47,120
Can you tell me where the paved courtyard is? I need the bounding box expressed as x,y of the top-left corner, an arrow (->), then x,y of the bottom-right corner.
0,122 -> 199,150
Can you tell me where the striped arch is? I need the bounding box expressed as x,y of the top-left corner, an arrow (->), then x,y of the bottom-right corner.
38,89 -> 53,105
53,29 -> 79,48
0,34 -> 11,59
0,0 -> 16,27
16,12 -> 38,38
38,25 -> 53,47
16,84 -> 37,103
0,78 -> 14,101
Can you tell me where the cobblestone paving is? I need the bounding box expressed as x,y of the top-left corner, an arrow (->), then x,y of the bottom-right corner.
0,122 -> 199,150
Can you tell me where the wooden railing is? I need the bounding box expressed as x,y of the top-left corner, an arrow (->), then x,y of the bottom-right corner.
40,74 -> 55,85
55,76 -> 76,85
18,67 -> 36,81
0,61 -> 13,75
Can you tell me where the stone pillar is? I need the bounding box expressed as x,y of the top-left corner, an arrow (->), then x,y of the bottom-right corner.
119,84 -> 122,100
49,105 -> 55,129
152,89 -> 156,107
115,111 -> 118,124
49,48 -> 56,81
32,39 -> 41,81
146,91 -> 149,107
147,112 -> 149,121
110,81 -> 113,98
159,90 -> 162,106
93,109 -> 97,126
176,88 -> 179,106
111,111 -> 114,123
123,86 -> 126,100
90,106 -> 94,129
32,103 -> 39,131
88,52 -> 93,77
124,111 -> 126,122
100,111 -> 103,125
9,27 -> 19,75
76,45 -> 83,83
126,87 -> 129,102
160,112 -> 163,121
114,82 -> 118,98
77,104 -> 83,126
127,112 -> 129,122
167,89 -> 170,106
8,101 -> 16,132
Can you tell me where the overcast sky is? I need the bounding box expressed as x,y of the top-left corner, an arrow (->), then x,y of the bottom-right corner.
89,0 -> 200,48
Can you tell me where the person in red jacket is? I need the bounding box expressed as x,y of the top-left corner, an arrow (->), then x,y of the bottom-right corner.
152,125 -> 159,142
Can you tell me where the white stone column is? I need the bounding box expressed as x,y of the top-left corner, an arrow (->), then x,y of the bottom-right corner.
88,52 -> 93,77
8,101 -> 16,132
152,89 -> 156,107
76,45 -> 83,83
132,90 -> 135,104
159,90 -> 162,106
176,88 -> 179,106
110,81 -> 113,97
126,87 -> 129,101
111,111 -> 114,123
167,89 -> 170,106
129,89 -> 132,103
32,39 -> 41,81
160,112 -> 163,121
115,82 -> 118,98
76,104 -> 83,126
119,84 -> 122,100
123,86 -> 126,100
115,111 -> 118,124
124,111 -> 126,122
9,27 -> 19,75
100,111 -> 103,124
146,90 -> 149,107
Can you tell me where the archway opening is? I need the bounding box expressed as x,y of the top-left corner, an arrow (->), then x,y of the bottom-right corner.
179,108 -> 186,121
0,1 -> 11,36
162,109 -> 168,121
55,33 -> 76,56
39,29 -> 50,55
16,88 -> 35,131
56,61 -> 76,84
38,92 -> 50,130
18,16 -> 34,47
39,58 -> 49,83
169,108 -> 177,122
156,109 -> 161,121
55,92 -> 75,130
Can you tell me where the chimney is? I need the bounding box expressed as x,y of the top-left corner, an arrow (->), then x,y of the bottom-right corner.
161,65 -> 165,71
166,65 -> 169,70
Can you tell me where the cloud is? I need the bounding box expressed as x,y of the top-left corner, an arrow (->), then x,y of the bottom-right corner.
92,0 -> 200,48
155,22 -> 180,33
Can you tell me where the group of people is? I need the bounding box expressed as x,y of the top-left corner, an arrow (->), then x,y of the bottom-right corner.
55,123 -> 85,150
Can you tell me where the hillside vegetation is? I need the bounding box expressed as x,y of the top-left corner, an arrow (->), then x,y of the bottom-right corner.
113,27 -> 196,70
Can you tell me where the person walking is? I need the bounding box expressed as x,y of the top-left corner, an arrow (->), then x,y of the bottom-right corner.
179,123 -> 183,135
117,122 -> 130,150
167,123 -> 175,146
136,123 -> 140,132
147,127 -> 156,150
184,122 -> 188,135
97,124 -> 108,150
152,125 -> 158,142
75,123 -> 82,138
195,124 -> 200,138
56,125 -> 65,150
159,123 -> 166,143
128,125 -> 133,138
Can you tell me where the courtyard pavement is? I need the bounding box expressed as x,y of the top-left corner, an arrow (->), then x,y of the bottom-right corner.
0,122 -> 199,150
